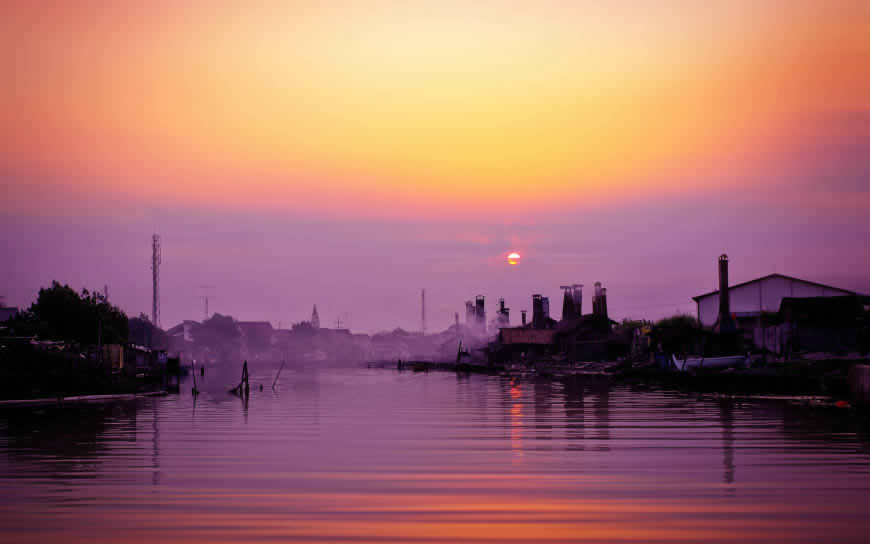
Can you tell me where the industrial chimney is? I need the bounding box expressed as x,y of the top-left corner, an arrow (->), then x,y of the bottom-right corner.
532,294 -> 544,327
718,254 -> 735,332
521,310 -> 527,326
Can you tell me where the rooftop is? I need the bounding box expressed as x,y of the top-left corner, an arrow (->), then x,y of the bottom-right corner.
692,273 -> 859,302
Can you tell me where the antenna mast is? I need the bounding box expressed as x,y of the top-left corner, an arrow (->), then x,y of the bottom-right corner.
421,288 -> 426,335
152,234 -> 161,327
199,284 -> 216,321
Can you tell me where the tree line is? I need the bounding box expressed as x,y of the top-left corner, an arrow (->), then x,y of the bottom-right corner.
7,281 -> 164,347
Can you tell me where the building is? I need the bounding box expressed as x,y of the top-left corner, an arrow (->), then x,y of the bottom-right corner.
0,306 -> 18,323
693,273 -> 859,328
778,295 -> 870,355
311,305 -> 320,329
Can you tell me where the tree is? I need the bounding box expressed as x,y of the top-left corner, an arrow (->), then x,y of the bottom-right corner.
129,313 -> 168,349
29,281 -> 128,345
192,313 -> 241,363
651,314 -> 703,355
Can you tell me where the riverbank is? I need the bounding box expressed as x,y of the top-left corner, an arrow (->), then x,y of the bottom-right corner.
375,357 -> 869,404
0,390 -> 169,408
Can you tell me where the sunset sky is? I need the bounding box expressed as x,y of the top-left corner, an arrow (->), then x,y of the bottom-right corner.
2,1 -> 868,331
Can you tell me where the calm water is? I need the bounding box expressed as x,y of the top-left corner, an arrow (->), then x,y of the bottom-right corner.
1,366 -> 870,543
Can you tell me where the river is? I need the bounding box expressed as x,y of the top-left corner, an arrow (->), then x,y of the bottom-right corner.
1,365 -> 869,543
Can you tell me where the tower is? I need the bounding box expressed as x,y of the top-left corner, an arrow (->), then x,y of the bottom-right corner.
421,289 -> 427,335
311,305 -> 320,329
151,234 -> 161,327
200,284 -> 216,321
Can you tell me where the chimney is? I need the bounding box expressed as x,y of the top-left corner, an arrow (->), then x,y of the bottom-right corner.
561,287 -> 575,321
592,282 -> 602,316
521,310 -> 527,326
718,254 -> 735,332
475,295 -> 486,332
572,284 -> 583,317
600,287 -> 608,320
532,294 -> 543,327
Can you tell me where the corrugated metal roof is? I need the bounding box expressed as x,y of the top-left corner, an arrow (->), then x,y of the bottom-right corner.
692,273 -> 858,302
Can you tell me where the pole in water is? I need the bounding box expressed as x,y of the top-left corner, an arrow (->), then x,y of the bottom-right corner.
191,362 -> 199,396
242,361 -> 250,396
272,360 -> 285,389
229,360 -> 251,397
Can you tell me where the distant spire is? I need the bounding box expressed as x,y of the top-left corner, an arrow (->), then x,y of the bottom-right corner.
311,305 -> 320,329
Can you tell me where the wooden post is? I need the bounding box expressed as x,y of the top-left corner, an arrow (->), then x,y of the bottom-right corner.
272,361 -> 285,389
191,362 -> 199,396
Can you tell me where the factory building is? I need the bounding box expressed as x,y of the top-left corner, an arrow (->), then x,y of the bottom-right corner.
693,273 -> 858,328
692,255 -> 865,354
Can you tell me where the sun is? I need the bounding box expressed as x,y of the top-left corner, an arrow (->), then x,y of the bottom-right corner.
507,252 -> 521,265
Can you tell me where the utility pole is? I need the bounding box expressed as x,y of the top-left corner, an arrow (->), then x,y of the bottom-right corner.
152,234 -> 161,327
421,288 -> 426,335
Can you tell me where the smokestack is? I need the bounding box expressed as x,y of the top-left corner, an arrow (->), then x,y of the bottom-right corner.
592,282 -> 602,316
521,310 -> 527,326
532,294 -> 543,327
561,286 -> 576,321
718,254 -> 734,331
497,297 -> 509,327
600,288 -> 608,320
572,284 -> 583,317
475,295 -> 486,333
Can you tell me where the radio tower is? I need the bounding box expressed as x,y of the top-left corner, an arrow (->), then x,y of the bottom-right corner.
152,234 -> 161,327
421,288 -> 426,335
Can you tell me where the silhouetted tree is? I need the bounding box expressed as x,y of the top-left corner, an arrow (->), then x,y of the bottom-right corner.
129,313 -> 168,349
192,313 -> 241,363
27,281 -> 128,345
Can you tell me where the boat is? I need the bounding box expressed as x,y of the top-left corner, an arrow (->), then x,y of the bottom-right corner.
672,354 -> 748,372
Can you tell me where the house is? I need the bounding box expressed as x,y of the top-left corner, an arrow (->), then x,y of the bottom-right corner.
0,306 -> 18,323
693,274 -> 859,328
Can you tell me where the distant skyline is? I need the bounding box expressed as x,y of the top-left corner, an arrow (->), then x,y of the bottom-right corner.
2,1 -> 868,332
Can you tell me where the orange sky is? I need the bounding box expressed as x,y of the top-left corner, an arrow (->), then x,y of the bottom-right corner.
2,1 -> 868,216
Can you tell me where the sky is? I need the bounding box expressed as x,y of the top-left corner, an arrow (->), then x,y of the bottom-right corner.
2,0 -> 869,332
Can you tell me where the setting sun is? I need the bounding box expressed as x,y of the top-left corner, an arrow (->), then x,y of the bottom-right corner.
507,252 -> 521,265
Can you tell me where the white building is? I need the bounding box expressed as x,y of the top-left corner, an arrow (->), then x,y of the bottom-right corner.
693,274 -> 857,327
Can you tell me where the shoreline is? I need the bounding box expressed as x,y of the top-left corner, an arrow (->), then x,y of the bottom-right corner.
377,359 -> 868,405
0,390 -> 169,408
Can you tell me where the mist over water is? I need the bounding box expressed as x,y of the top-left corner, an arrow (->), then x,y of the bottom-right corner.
1,364 -> 869,543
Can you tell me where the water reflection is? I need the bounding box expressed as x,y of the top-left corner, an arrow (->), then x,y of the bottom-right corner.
591,383 -> 611,451
717,399 -> 736,486
0,401 -> 142,482
1,367 -> 869,544
533,378 -> 552,445
562,375 -> 585,450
